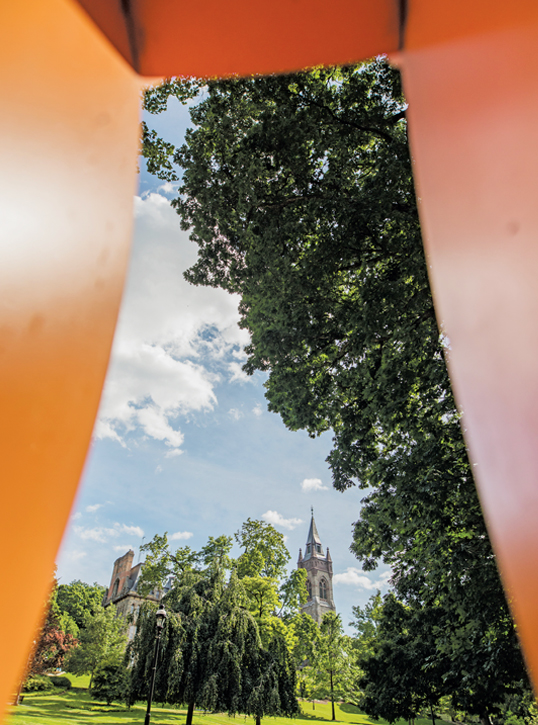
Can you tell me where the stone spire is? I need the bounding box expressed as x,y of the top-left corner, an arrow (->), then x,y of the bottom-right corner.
297,510 -> 336,624
303,507 -> 324,560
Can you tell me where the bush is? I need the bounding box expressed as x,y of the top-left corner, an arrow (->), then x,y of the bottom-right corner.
23,675 -> 54,692
50,675 -> 72,690
91,663 -> 129,705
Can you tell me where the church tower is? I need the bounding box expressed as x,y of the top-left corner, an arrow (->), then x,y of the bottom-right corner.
297,509 -> 336,624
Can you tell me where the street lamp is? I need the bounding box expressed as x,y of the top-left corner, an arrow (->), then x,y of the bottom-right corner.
144,602 -> 167,725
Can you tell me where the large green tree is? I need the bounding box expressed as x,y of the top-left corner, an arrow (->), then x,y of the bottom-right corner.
65,604 -> 127,689
142,59 -> 530,712
129,567 -> 298,725
56,580 -> 106,632
310,613 -> 358,721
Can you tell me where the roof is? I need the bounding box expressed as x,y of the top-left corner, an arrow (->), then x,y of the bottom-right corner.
303,510 -> 325,561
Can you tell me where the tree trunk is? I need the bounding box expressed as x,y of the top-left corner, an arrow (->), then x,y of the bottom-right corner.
186,700 -> 195,725
430,704 -> 435,725
480,715 -> 492,725
330,670 -> 335,721
256,716 -> 261,725
89,671 -> 93,692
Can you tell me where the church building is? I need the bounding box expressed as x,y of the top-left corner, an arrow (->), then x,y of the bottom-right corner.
103,548 -> 169,639
297,510 -> 336,624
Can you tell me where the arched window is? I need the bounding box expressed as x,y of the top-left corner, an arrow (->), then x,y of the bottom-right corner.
112,578 -> 119,598
319,578 -> 328,600
306,579 -> 312,600
306,543 -> 311,553
316,544 -> 321,553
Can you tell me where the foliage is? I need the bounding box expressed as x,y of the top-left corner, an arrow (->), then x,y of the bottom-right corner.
138,532 -> 234,596
349,591 -> 383,660
310,613 -> 359,721
141,59 -> 531,715
65,604 -> 127,688
28,583 -> 78,676
91,663 -> 129,706
49,676 -> 72,690
130,530 -> 299,725
56,580 -> 106,632
358,595 -> 449,724
235,518 -> 290,579
23,675 -> 54,692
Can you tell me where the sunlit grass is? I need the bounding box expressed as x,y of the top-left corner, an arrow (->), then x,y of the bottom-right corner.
7,688 -> 434,725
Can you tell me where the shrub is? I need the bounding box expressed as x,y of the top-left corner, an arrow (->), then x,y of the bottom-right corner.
91,663 -> 129,705
50,675 -> 72,690
23,675 -> 54,692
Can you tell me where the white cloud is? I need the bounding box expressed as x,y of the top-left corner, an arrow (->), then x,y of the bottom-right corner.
169,531 -> 194,541
300,478 -> 328,492
73,522 -> 144,543
229,408 -> 243,421
252,404 -> 263,417
262,510 -> 303,531
333,567 -> 392,590
71,512 -> 82,520
113,544 -> 133,552
228,361 -> 250,383
67,550 -> 87,562
116,524 -> 144,538
165,447 -> 183,458
94,192 -> 250,455
155,465 -> 163,474
85,503 -> 103,513
157,181 -> 177,196
74,526 -> 117,543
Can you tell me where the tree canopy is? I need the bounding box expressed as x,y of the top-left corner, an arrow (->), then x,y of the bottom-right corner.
129,555 -> 298,725
142,58 -> 530,719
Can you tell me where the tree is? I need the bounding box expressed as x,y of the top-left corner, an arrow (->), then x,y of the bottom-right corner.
91,662 -> 129,705
137,532 -> 234,596
142,59 -> 530,712
358,595 -> 449,725
129,568 -> 298,725
235,518 -> 290,580
349,590 -> 383,661
28,607 -> 77,675
27,581 -> 78,676
65,604 -> 127,689
56,580 -> 106,632
310,612 -> 358,721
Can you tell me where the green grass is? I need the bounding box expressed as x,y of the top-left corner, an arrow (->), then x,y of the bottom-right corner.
64,673 -> 91,689
7,690 -> 434,725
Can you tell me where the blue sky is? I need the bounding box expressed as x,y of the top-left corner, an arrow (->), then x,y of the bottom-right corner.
56,94 -> 391,633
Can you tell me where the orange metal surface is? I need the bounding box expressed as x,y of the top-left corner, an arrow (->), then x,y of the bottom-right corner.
5,0 -> 538,718
402,1 -> 538,681
75,0 -> 400,76
0,0 -> 140,717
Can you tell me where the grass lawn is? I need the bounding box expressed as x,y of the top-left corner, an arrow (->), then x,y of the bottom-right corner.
6,686 -> 433,725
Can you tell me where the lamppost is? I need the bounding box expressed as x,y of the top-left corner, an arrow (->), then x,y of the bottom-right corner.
144,602 -> 167,725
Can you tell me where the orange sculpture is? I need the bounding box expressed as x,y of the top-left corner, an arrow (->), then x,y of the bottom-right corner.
1,0 -> 538,718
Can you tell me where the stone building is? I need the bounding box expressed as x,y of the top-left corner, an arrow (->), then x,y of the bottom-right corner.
103,549 -> 168,640
297,510 -> 336,624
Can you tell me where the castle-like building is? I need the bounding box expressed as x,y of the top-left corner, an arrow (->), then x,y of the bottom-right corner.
297,510 -> 336,624
103,549 -> 167,639
105,511 -> 335,634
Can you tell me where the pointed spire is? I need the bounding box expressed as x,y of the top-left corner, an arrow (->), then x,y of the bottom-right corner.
326,547 -> 332,562
303,508 -> 324,560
